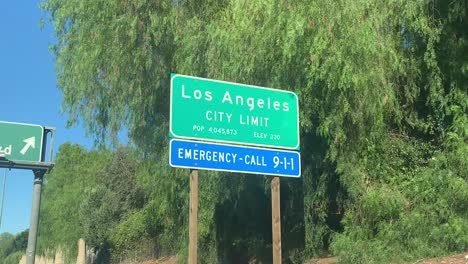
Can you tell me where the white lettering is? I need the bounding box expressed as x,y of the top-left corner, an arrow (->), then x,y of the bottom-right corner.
245,155 -> 250,164
194,90 -> 202,99
257,99 -> 264,109
250,155 -> 256,165
222,91 -> 233,104
252,116 -> 258,126
181,85 -> 191,99
239,115 -> 269,127
185,149 -> 191,159
235,95 -> 244,106
274,101 -> 280,110
206,110 -> 213,120
0,145 -> 12,156
247,97 -> 255,110
205,111 -> 233,123
178,148 -> 183,159
205,91 -> 213,101
217,93 -> 291,113
178,149 -> 239,164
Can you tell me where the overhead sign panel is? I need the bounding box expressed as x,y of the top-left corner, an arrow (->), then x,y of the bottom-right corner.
0,121 -> 44,162
169,139 -> 301,178
170,74 -> 300,150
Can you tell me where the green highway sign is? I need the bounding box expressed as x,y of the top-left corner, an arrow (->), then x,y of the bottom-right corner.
0,121 -> 44,162
170,74 -> 300,149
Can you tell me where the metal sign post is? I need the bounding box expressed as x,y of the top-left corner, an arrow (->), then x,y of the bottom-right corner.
26,169 -> 45,264
0,122 -> 55,264
0,169 -> 7,228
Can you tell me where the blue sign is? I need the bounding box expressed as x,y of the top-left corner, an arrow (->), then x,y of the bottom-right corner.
169,139 -> 301,177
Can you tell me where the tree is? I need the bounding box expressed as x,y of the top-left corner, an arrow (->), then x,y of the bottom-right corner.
37,143 -> 110,260
37,143 -> 146,263
79,147 -> 144,257
41,0 -> 467,263
0,232 -> 15,261
0,230 -> 29,264
11,230 -> 28,254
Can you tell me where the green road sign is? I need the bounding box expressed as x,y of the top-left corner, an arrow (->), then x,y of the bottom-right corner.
170,74 -> 300,149
0,121 -> 44,162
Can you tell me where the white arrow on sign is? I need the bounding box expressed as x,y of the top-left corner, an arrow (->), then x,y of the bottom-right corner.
20,137 -> 36,155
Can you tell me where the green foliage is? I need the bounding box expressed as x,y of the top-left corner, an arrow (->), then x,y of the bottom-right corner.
11,231 -> 28,255
79,146 -> 144,250
38,144 -> 146,262
331,135 -> 468,263
0,233 -> 15,261
39,0 -> 175,146
109,210 -> 149,262
37,143 -> 110,261
40,0 -> 468,263
136,149 -> 189,258
3,251 -> 23,264
0,230 -> 28,264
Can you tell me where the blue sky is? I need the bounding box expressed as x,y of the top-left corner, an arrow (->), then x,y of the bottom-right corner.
0,1 -> 93,234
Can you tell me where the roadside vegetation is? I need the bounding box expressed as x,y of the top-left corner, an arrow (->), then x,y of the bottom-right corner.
0,231 -> 28,264
2,0 -> 466,263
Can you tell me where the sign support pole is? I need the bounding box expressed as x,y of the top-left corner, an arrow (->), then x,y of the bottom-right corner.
188,169 -> 199,264
26,169 -> 46,264
271,176 -> 282,264
0,169 -> 7,227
